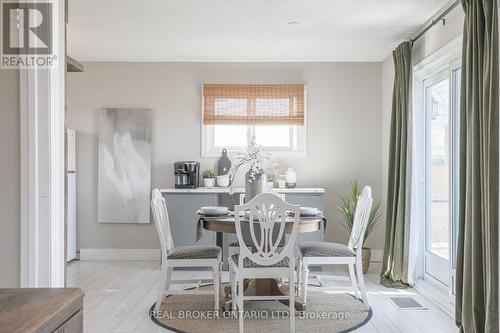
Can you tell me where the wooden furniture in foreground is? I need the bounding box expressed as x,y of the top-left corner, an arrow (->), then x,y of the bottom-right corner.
0,288 -> 83,333
200,211 -> 324,312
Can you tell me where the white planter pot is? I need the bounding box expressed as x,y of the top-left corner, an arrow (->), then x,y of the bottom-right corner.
203,178 -> 215,187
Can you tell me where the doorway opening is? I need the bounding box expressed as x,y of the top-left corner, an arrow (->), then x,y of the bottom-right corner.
414,38 -> 461,300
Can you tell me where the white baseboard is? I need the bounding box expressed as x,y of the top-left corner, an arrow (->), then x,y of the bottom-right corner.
79,248 -> 160,261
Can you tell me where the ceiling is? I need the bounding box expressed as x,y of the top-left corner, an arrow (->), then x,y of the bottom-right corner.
67,0 -> 449,62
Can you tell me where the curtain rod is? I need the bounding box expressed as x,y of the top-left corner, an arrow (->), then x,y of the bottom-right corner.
411,0 -> 461,43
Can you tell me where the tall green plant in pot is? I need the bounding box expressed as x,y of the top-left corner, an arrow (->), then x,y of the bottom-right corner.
339,181 -> 381,274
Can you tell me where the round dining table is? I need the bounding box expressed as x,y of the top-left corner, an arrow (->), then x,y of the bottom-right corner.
199,214 -> 325,311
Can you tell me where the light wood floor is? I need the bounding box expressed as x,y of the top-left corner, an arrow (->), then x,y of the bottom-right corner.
67,260 -> 457,333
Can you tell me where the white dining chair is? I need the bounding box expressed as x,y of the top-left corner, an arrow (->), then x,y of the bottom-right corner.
229,192 -> 300,333
228,191 -> 287,258
298,186 -> 373,308
151,189 -> 222,312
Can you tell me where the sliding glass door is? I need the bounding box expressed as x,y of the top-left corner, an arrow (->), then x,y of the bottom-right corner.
422,62 -> 460,295
424,72 -> 450,286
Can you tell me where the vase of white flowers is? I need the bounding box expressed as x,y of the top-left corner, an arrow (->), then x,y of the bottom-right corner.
245,169 -> 266,201
229,136 -> 272,201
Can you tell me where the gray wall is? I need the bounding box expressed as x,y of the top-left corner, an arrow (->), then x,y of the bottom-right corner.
66,62 -> 384,252
0,69 -> 20,287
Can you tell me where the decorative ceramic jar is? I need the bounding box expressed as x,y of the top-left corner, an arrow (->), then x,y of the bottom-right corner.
285,168 -> 296,188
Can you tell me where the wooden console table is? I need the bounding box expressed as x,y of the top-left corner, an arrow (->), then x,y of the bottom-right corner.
0,288 -> 84,333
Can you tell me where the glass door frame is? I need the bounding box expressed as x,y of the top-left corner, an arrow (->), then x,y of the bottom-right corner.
412,37 -> 462,301
423,69 -> 451,291
448,59 -> 461,299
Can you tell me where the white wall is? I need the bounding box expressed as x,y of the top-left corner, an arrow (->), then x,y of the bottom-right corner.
66,62 -> 385,252
0,70 -> 20,287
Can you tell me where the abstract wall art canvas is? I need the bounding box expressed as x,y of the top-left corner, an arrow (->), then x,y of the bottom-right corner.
98,108 -> 152,223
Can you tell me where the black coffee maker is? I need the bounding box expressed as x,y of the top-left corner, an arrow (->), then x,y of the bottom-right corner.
174,161 -> 200,189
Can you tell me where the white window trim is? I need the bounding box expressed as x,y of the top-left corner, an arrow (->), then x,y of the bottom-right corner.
413,37 -> 462,80
200,85 -> 308,158
413,36 -> 462,300
19,0 -> 66,288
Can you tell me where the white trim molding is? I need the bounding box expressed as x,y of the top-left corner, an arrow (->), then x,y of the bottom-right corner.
19,0 -> 65,287
80,249 -> 161,261
413,36 -> 462,79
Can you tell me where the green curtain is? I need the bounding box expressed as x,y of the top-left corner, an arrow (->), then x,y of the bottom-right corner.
456,0 -> 499,332
381,41 -> 413,287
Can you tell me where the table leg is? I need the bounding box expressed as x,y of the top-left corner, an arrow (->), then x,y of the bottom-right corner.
216,232 -> 223,248
272,281 -> 306,311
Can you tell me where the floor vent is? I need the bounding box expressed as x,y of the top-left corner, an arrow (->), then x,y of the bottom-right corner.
389,296 -> 428,310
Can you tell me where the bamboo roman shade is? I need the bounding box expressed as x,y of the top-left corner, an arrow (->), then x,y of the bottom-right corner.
202,84 -> 305,125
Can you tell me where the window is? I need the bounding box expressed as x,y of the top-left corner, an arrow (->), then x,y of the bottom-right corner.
414,38 -> 461,299
201,84 -> 306,157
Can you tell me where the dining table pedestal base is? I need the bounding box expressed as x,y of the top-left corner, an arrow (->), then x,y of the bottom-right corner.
222,278 -> 305,312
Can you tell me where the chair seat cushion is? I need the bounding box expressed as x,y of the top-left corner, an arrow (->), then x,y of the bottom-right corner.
167,246 -> 222,260
299,241 -> 355,258
230,254 -> 289,268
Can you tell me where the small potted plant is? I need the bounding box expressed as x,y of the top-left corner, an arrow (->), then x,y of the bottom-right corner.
202,169 -> 216,187
339,181 -> 381,274
266,174 -> 276,189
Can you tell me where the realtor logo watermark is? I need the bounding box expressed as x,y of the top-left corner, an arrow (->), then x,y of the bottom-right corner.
1,1 -> 56,68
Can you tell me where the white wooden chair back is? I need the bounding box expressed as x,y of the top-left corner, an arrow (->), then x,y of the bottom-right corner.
234,192 -> 300,267
151,189 -> 174,258
348,186 -> 373,255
